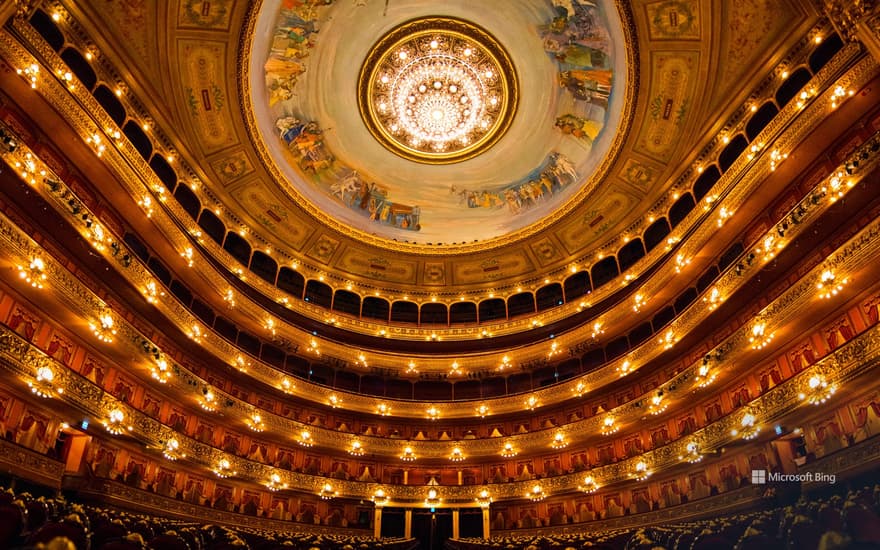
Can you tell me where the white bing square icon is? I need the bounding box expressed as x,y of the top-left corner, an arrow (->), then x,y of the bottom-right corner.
751,469 -> 767,484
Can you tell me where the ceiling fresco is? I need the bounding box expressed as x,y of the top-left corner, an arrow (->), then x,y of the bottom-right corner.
251,0 -> 629,245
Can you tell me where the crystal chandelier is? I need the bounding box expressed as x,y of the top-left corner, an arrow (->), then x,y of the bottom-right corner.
359,17 -> 517,163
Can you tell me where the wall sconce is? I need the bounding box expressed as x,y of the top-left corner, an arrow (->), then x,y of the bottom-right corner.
816,270 -> 847,299
247,413 -> 265,432
90,311 -> 116,343
163,438 -> 183,461
528,485 -> 545,502
550,432 -> 568,449
476,489 -> 492,508
401,446 -> 417,461
349,440 -> 365,456
525,395 -> 539,410
280,378 -> 294,394
213,458 -> 235,478
732,412 -> 760,440
632,460 -> 652,481
501,442 -> 517,458
151,357 -> 170,384
680,441 -> 703,463
449,447 -> 465,462
426,406 -> 440,420
475,404 -> 490,417
632,293 -> 646,312
16,63 -> 39,89
601,416 -> 619,435
372,488 -> 389,506
649,393 -> 667,415
425,488 -> 441,506
376,402 -> 392,416
299,430 -> 313,447
265,473 -> 288,492
579,475 -> 599,494
798,374 -> 836,405
103,409 -> 127,435
200,389 -> 217,412
28,365 -> 62,398
328,394 -> 342,408
749,321 -> 773,350
18,257 -> 46,288
319,483 -> 337,500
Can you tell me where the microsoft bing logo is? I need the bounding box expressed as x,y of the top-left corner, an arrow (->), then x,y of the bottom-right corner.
751,469 -> 767,484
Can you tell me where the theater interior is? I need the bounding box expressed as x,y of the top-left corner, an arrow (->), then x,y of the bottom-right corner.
1,0 -> 880,549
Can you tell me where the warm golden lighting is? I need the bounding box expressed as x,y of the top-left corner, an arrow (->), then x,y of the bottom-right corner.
299,430 -> 313,447
501,442 -> 517,458
401,446 -> 417,461
281,378 -> 294,394
816,270 -> 847,299
18,257 -> 47,288
749,321 -> 773,350
632,293 -> 646,312
601,416 -> 619,435
265,473 -> 288,492
212,458 -> 234,479
449,447 -> 465,462
680,441 -> 703,463
90,311 -> 117,343
200,390 -> 217,412
633,460 -> 651,481
143,280 -> 164,304
373,488 -> 389,506
377,402 -> 392,416
475,404 -> 490,417
28,365 -> 62,398
528,485 -> 545,502
358,17 -> 517,163
248,413 -> 265,432
328,394 -> 341,408
350,440 -> 365,456
163,438 -> 183,461
551,431 -> 568,449
579,475 -> 599,494
476,489 -> 492,508
151,357 -> 171,384
103,409 -> 127,435
525,395 -> 539,410
16,63 -> 39,89
425,488 -> 441,506
649,393 -> 668,415
732,412 -> 760,440
426,406 -> 440,420
798,374 -> 836,405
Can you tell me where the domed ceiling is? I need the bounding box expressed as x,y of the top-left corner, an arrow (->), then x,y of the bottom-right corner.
75,0 -> 814,296
247,0 -> 630,246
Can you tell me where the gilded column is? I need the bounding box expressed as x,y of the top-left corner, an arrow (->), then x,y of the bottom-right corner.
373,507 -> 382,539
404,508 -> 412,539
452,509 -> 460,540
482,507 -> 490,539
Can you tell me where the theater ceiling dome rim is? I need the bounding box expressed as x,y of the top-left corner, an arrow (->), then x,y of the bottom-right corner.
243,0 -> 634,252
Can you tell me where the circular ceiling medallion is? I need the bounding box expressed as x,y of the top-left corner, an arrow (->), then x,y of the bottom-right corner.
357,17 -> 518,164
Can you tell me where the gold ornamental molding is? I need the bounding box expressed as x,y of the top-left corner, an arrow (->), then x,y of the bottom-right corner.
0,18 -> 873,345
1,109 -> 879,419
1,187 -> 880,452
237,0 -> 638,254
1,314 -> 880,503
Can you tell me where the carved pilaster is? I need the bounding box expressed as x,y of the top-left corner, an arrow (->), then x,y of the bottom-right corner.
824,0 -> 880,62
